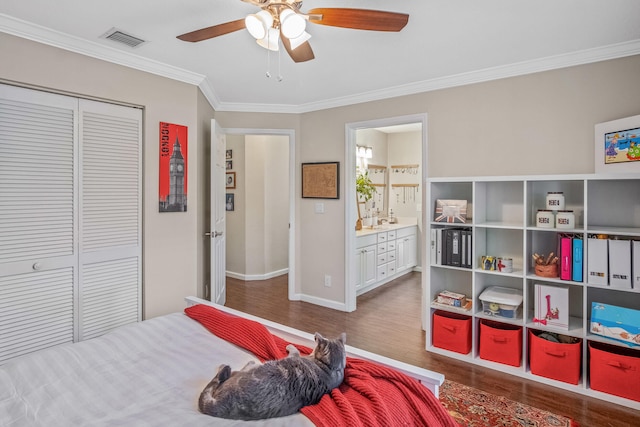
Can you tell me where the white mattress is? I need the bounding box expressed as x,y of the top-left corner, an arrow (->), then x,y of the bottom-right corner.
0,313 -> 313,426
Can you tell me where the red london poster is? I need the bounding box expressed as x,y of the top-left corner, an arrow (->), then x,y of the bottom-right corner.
159,122 -> 188,212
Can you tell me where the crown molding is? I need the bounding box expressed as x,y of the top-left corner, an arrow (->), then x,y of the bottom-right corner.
0,13 -> 206,87
2,13 -> 639,114
222,38 -> 640,114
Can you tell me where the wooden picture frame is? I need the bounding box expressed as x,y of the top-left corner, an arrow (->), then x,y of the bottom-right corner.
594,114 -> 640,174
301,162 -> 340,199
226,172 -> 236,189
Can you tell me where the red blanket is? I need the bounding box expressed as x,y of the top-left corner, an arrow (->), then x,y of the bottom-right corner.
185,304 -> 458,427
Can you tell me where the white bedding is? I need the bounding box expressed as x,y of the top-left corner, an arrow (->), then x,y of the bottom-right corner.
0,312 -> 313,426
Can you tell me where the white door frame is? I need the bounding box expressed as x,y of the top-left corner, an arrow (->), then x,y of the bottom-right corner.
344,114 -> 428,313
222,127 -> 297,301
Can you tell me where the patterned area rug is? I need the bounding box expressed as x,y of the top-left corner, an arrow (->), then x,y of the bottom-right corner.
439,380 -> 579,427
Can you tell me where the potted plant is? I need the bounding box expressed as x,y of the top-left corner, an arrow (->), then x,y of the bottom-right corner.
355,171 -> 376,230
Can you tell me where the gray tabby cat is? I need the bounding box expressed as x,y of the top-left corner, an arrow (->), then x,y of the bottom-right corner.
198,332 -> 347,420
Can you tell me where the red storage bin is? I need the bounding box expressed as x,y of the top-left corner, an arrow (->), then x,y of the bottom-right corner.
529,330 -> 582,385
432,310 -> 472,354
479,319 -> 522,367
589,341 -> 640,402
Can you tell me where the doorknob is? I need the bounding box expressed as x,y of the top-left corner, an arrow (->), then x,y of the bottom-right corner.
204,231 -> 224,238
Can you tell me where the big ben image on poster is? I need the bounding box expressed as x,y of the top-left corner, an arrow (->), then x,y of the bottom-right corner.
159,122 -> 188,212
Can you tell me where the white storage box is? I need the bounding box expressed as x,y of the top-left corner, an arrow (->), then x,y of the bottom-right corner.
479,286 -> 523,319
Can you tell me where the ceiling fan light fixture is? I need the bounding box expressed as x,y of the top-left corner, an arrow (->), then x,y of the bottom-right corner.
256,27 -> 280,51
245,10 -> 273,40
279,9 -> 306,39
288,30 -> 311,50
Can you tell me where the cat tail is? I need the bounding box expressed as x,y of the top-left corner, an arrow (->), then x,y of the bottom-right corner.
198,364 -> 231,414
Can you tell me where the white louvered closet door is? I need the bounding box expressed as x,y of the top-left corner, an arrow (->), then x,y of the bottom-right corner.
0,85 -> 142,363
78,99 -> 142,340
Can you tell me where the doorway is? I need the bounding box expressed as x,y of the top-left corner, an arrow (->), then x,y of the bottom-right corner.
344,114 -> 428,315
222,128 -> 297,301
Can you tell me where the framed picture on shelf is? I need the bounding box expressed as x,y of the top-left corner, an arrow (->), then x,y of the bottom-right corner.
594,114 -> 640,173
226,172 -> 236,189
434,199 -> 467,223
301,162 -> 340,199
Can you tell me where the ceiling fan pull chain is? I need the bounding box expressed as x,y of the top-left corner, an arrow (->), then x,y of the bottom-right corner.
265,42 -> 271,78
277,43 -> 283,82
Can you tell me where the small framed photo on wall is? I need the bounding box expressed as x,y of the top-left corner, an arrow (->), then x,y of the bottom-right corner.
226,193 -> 235,211
226,172 -> 236,189
226,149 -> 233,160
226,160 -> 233,170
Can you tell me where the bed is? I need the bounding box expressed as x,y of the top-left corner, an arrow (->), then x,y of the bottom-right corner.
0,297 -> 456,426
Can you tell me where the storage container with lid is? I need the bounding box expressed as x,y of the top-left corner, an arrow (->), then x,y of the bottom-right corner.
536,209 -> 554,228
479,286 -> 523,319
555,210 -> 575,229
546,192 -> 565,210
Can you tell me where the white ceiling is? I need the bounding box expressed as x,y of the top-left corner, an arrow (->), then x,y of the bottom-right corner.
1,1 -> 640,114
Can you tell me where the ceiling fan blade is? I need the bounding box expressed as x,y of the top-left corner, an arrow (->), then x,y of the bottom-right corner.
177,19 -> 246,42
281,35 -> 315,63
307,8 -> 409,32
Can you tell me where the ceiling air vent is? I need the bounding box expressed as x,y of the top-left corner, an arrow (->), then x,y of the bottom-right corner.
101,28 -> 146,48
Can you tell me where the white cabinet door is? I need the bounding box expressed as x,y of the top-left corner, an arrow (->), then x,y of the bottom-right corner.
397,234 -> 417,273
362,245 -> 377,288
354,245 -> 376,290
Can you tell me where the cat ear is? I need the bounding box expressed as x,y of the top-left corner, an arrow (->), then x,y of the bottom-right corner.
314,332 -> 324,343
339,332 -> 346,344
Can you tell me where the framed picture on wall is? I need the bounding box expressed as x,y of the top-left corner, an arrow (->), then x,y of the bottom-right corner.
226,172 -> 236,189
595,114 -> 640,173
226,160 -> 233,170
226,149 -> 232,160
301,162 -> 340,199
226,193 -> 234,211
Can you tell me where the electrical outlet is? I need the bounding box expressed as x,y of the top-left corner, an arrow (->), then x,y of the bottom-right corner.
324,274 -> 332,287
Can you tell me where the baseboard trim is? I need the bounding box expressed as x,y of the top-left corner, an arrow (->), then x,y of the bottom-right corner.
298,294 -> 347,312
226,268 -> 288,281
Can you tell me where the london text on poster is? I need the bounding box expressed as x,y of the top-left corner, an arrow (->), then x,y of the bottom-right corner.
159,122 -> 188,212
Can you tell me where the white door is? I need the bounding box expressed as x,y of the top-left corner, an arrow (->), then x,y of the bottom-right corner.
210,120 -> 226,305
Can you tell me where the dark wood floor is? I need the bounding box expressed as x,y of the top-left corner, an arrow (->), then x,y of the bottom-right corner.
225,272 -> 640,427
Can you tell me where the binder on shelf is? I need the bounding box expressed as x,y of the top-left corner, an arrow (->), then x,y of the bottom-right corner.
559,235 -> 572,281
572,237 -> 583,282
609,239 -> 632,289
437,228 -> 444,265
449,229 -> 462,267
430,229 -> 437,265
461,230 -> 467,268
587,237 -> 608,286
634,240 -> 640,289
463,229 -> 472,268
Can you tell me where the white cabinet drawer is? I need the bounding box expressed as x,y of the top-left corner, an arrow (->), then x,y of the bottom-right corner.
377,232 -> 388,243
377,253 -> 388,265
387,230 -> 397,240
377,243 -> 387,253
387,240 -> 396,251
387,261 -> 397,276
377,264 -> 387,280
388,251 -> 397,262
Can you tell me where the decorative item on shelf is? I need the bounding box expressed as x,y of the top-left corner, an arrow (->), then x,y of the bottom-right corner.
590,302 -> 640,347
497,257 -> 513,273
555,210 -> 575,229
546,192 -> 565,210
535,209 -> 555,228
533,252 -> 559,277
434,199 -> 467,223
534,284 -> 569,330
481,256 -> 497,271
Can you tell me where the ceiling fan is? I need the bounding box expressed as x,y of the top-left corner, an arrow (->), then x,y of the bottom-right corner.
177,0 -> 409,63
